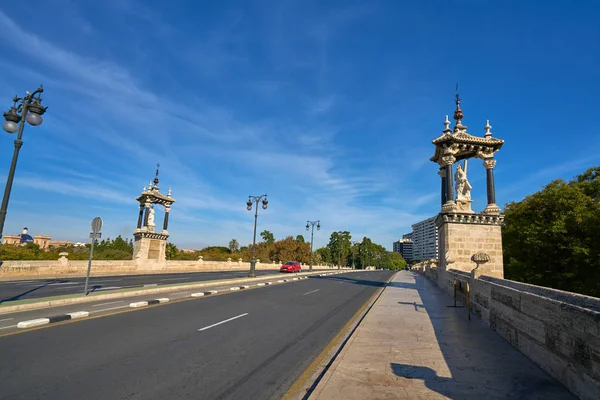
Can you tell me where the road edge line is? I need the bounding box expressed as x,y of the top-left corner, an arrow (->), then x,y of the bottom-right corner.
281,271 -> 397,400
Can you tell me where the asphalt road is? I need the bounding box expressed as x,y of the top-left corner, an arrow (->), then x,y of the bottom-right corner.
0,270 -> 393,400
0,270 -> 297,303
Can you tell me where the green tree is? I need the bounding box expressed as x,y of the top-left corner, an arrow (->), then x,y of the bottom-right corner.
316,247 -> 331,265
260,230 -> 275,246
295,234 -> 305,243
327,231 -> 352,267
387,252 -> 407,270
165,242 -> 178,260
269,236 -> 311,264
503,166 -> 600,297
228,239 -> 240,253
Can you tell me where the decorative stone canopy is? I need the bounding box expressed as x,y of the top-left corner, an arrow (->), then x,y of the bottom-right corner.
430,94 -> 504,164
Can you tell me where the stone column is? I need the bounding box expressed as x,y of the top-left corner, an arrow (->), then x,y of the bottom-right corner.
143,202 -> 151,228
441,155 -> 456,212
439,166 -> 447,206
136,204 -> 144,230
483,159 -> 500,214
163,206 -> 170,232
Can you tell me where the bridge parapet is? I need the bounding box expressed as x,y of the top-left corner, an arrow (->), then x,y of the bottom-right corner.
425,267 -> 600,400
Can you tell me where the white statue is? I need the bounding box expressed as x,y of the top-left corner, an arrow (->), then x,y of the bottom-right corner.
147,206 -> 155,230
454,162 -> 472,201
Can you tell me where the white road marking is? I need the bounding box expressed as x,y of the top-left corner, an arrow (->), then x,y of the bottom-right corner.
257,283 -> 266,286
0,318 -> 13,322
198,313 -> 249,332
157,298 -> 170,303
93,286 -> 123,291
229,287 -> 240,291
92,301 -> 124,307
144,284 -> 158,287
303,289 -> 320,296
191,292 -> 205,297
90,305 -> 129,313
0,325 -> 17,330
88,279 -> 122,283
160,278 -> 190,281
130,301 -> 148,308
50,282 -> 80,286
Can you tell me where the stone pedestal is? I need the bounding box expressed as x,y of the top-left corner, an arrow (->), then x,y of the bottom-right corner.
436,212 -> 504,279
133,231 -> 168,270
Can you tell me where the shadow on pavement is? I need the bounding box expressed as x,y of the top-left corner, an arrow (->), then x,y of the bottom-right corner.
0,280 -> 57,304
308,273 -> 392,288
388,271 -> 575,400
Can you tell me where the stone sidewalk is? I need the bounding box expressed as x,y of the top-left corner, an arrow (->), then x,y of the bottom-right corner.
310,271 -> 576,400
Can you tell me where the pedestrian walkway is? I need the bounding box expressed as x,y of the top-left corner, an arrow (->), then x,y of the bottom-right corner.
310,270 -> 575,399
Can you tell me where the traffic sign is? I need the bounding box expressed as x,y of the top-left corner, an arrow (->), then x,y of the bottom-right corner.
91,217 -> 103,234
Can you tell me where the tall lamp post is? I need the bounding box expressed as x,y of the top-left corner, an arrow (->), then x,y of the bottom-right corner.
1,85 -> 48,239
305,220 -> 320,272
246,194 -> 268,278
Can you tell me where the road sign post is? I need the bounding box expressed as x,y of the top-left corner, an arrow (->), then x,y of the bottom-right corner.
84,217 -> 103,296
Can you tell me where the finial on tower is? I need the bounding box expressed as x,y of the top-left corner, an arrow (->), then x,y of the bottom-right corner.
443,115 -> 451,134
153,162 -> 160,187
453,83 -> 464,125
484,120 -> 493,138
168,187 -> 172,197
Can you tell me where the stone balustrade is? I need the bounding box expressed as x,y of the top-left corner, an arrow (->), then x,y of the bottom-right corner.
416,265 -> 600,400
0,256 -> 329,280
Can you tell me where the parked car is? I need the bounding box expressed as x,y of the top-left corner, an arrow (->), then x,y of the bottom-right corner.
280,261 -> 301,273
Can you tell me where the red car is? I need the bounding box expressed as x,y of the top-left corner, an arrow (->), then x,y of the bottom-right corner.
280,261 -> 301,273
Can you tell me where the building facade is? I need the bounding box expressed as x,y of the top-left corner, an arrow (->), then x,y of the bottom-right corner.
411,216 -> 439,261
393,238 -> 413,262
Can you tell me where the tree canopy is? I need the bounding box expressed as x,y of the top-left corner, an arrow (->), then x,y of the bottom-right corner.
503,166 -> 600,297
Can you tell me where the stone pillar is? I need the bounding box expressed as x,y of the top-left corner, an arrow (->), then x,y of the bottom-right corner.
163,206 -> 170,233
482,159 -> 500,214
439,166 -> 447,206
441,155 -> 456,212
142,202 -> 151,229
136,205 -> 144,230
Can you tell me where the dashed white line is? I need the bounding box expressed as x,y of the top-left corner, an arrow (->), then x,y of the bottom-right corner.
0,318 -> 14,322
92,301 -> 124,307
303,289 -> 320,296
88,279 -> 122,283
198,313 -> 249,332
0,325 -> 17,330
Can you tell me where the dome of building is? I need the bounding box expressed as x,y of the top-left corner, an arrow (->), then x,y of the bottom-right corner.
20,227 -> 34,243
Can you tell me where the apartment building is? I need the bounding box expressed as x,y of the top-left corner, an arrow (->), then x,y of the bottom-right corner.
411,216 -> 438,261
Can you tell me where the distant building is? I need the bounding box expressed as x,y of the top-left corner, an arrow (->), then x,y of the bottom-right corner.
402,232 -> 413,240
411,217 -> 438,261
393,238 -> 413,262
3,227 -> 70,250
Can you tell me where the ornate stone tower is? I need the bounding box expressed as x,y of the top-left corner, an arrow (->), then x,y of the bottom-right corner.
132,165 -> 175,268
430,93 -> 505,278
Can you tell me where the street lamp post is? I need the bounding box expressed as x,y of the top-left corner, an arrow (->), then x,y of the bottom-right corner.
1,85 -> 48,239
305,220 -> 320,272
246,194 -> 268,278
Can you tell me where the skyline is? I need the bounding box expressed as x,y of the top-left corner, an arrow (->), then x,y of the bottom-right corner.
0,1 -> 599,250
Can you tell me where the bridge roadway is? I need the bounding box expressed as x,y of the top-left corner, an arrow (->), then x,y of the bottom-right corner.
0,269 -> 305,303
0,270 -> 393,400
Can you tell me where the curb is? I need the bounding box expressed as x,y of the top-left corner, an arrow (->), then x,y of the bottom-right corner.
129,298 -> 169,308
0,270 -> 357,315
17,311 -> 90,329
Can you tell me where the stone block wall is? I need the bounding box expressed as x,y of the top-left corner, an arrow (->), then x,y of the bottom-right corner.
0,258 -> 329,279
437,217 -> 503,278
420,268 -> 600,400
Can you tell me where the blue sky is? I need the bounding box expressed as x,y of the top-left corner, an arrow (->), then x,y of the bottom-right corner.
0,1 -> 598,250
